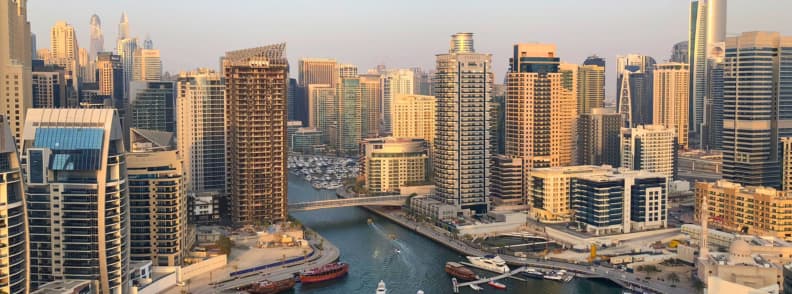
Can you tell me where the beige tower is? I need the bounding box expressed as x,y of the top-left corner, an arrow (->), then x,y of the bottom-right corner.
49,21 -> 79,81
359,73 -> 382,138
1,0 -> 32,147
132,48 -> 162,81
505,43 -> 576,168
392,94 -> 436,146
224,44 -> 289,225
653,63 -> 690,148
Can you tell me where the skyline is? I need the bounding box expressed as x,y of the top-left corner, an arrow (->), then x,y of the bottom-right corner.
28,0 -> 792,100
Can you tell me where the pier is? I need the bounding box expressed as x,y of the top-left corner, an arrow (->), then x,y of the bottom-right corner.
452,266 -> 528,293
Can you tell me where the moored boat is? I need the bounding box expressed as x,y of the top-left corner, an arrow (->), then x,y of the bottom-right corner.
466,255 -> 510,273
240,278 -> 296,294
520,267 -> 544,279
544,270 -> 564,281
487,280 -> 507,290
299,262 -> 349,284
376,280 -> 387,294
445,262 -> 477,281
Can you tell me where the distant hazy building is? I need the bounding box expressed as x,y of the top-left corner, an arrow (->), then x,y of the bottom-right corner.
412,67 -> 432,95
621,125 -> 677,179
89,14 -> 103,58
49,21 -> 79,83
336,77 -> 361,155
572,169 -> 668,235
32,60 -> 66,108
583,55 -> 606,67
577,62 -> 605,115
116,37 -> 138,98
528,165 -> 612,222
616,54 -> 656,128
392,94 -> 436,146
671,41 -> 689,63
287,78 -> 297,121
577,108 -> 621,167
287,120 -> 302,150
689,0 -> 727,144
223,44 -> 288,225
132,48 -> 162,81
118,12 -> 129,40
505,43 -> 575,168
0,116 -> 28,294
491,155 -> 525,206
1,0 -> 33,150
128,149 -> 187,266
382,68 -> 415,134
360,73 -> 382,138
362,137 -> 429,194
176,69 -> 227,198
298,58 -> 337,126
337,64 -> 357,79
433,32 -> 494,214
722,31 -> 791,189
292,128 -> 322,154
129,81 -> 175,132
23,108 -> 128,293
653,63 -> 690,148
308,84 -> 335,144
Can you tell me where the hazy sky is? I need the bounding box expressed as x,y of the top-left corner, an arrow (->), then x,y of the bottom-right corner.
28,0 -> 792,99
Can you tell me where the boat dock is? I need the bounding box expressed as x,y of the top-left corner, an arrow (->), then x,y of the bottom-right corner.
452,266 -> 528,293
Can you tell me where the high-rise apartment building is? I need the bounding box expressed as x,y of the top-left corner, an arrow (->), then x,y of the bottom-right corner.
287,78 -> 297,121
572,169 -> 668,235
433,33 -> 493,214
337,64 -> 357,79
359,73 -> 381,138
336,77 -> 361,155
31,60 -> 66,108
96,52 -> 124,109
0,116 -> 29,294
89,14 -> 103,58
117,37 -> 138,97
308,84 -> 335,145
491,155 -> 525,206
577,107 -> 622,167
298,58 -> 337,126
49,21 -> 79,82
176,69 -> 227,208
132,48 -> 162,81
782,138 -> 792,193
616,54 -> 656,128
653,63 -> 690,148
392,94 -> 436,146
696,180 -> 792,241
505,43 -> 575,169
1,0 -> 33,147
129,81 -> 175,132
621,124 -> 677,179
577,61 -> 605,115
412,67 -> 432,96
382,69 -> 415,134
689,0 -> 727,144
361,137 -> 429,194
23,108 -> 129,293
127,149 -> 188,266
223,44 -> 288,225
722,31 -> 792,188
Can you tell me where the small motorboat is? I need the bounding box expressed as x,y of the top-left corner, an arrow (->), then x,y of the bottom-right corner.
394,248 -> 401,254
376,280 -> 387,294
488,280 -> 507,290
470,284 -> 483,291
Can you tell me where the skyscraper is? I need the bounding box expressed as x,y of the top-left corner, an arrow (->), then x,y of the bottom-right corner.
23,108 -> 129,293
96,52 -> 124,108
176,69 -> 227,196
1,0 -> 32,147
505,43 -> 576,169
0,116 -> 29,294
298,58 -> 337,126
670,41 -> 688,63
578,57 -> 605,115
433,33 -> 493,214
577,107 -> 622,167
287,78 -> 297,121
336,77 -> 361,155
132,48 -> 162,81
49,21 -> 79,103
129,80 -> 175,132
392,94 -> 436,146
616,54 -> 656,128
722,31 -> 792,188
31,60 -> 66,108
621,124 -> 677,179
118,12 -> 129,40
116,37 -> 138,97
653,63 -> 690,148
382,69 -> 415,134
223,44 -> 288,225
360,73 -> 381,138
689,0 -> 727,146
309,84 -> 335,145
89,14 -> 103,58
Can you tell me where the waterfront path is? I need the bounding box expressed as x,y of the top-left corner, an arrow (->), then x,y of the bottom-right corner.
367,207 -> 691,294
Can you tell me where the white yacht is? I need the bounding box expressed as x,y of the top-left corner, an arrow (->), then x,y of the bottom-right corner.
376,280 -> 387,294
466,255 -> 510,273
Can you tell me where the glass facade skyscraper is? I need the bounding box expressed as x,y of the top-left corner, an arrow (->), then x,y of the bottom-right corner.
129,81 -> 175,132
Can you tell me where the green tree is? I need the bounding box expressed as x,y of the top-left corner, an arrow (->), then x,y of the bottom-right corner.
667,272 -> 680,285
216,236 -> 234,255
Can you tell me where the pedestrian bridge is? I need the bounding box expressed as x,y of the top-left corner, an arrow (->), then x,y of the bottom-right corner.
288,195 -> 410,212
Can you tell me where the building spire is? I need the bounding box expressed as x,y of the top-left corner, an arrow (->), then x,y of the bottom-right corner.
118,12 -> 129,40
